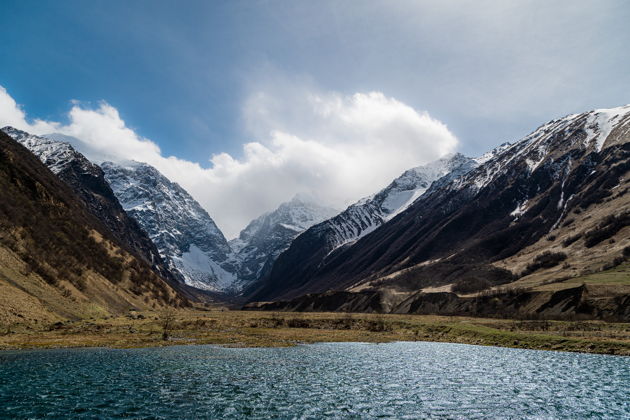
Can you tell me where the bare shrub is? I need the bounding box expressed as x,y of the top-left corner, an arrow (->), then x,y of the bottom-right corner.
286,318 -> 311,328
159,309 -> 176,341
521,252 -> 567,276
562,234 -> 581,247
452,277 -> 492,294
366,316 -> 393,332
583,212 -> 630,248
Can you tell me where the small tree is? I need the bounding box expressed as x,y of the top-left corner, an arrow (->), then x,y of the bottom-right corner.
159,308 -> 175,341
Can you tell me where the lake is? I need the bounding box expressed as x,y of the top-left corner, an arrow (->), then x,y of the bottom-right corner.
0,342 -> 628,419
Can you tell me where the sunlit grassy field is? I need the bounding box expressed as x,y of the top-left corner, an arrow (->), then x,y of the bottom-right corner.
1,310 -> 629,356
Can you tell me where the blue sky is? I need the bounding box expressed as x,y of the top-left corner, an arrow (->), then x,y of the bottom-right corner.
1,0 -> 629,236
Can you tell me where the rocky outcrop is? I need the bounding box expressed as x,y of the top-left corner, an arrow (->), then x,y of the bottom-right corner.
245,285 -> 630,321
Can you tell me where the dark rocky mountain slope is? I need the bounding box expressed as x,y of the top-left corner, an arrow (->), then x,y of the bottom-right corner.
248,106 -> 630,320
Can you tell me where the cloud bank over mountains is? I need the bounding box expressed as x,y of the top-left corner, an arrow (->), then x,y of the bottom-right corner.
0,85 -> 457,237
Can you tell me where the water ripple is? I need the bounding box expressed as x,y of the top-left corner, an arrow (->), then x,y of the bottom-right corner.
0,342 -> 628,419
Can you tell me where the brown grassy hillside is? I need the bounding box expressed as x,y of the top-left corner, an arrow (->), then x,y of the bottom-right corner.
0,131 -> 188,326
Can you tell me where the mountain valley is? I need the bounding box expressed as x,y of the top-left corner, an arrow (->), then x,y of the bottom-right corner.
0,105 -> 628,324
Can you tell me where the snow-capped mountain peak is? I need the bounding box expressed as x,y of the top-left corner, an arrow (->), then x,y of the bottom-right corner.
230,196 -> 338,284
450,104 -> 630,195
378,153 -> 477,219
44,132 -> 121,164
315,153 -> 481,251
2,127 -> 91,175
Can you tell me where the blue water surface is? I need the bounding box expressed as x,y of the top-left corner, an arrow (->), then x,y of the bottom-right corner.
0,341 -> 628,419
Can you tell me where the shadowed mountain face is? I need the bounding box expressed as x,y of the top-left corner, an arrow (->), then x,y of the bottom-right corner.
1,127 -> 173,281
250,106 -> 630,304
0,130 -> 187,323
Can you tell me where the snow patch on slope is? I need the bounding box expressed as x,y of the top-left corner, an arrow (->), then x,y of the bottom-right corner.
510,200 -> 528,219
584,105 -> 630,152
173,244 -> 238,291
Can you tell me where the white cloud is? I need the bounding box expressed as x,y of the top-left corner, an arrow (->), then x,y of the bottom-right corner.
0,85 -> 457,238
0,86 -> 59,134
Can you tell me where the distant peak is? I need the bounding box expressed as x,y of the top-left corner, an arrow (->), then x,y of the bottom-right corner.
2,126 -> 50,142
290,192 -> 316,204
2,125 -> 25,134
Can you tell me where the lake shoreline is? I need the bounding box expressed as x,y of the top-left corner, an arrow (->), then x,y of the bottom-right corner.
1,310 -> 629,356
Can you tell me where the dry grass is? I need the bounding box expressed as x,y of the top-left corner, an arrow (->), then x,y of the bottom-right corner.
1,310 -> 629,356
533,262 -> 630,292
0,243 -> 184,326
493,183 -> 630,289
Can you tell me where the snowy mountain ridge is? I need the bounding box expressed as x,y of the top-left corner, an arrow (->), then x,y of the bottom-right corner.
449,104 -> 630,196
316,152 -> 484,251
2,127 -> 93,175
249,104 -> 630,303
100,160 -> 241,292
14,102 -> 620,297
231,196 -> 338,284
